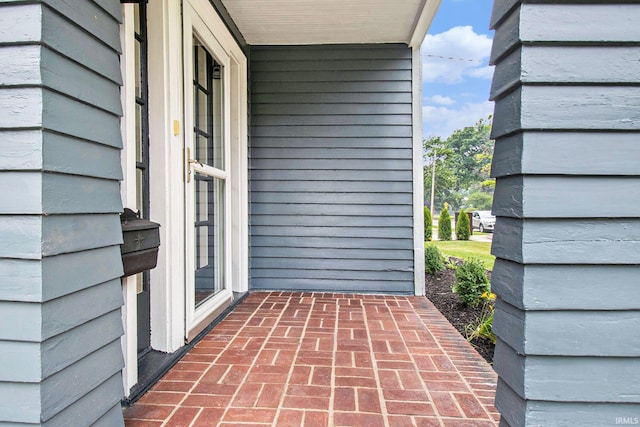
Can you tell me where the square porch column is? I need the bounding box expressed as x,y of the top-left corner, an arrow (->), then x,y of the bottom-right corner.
0,1 -> 126,425
489,1 -> 640,426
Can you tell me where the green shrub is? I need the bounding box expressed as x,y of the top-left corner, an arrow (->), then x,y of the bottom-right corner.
425,245 -> 445,274
456,209 -> 470,241
452,258 -> 490,307
424,207 -> 432,241
438,205 -> 452,241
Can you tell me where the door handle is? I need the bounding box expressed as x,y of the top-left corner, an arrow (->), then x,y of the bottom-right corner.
185,147 -> 203,183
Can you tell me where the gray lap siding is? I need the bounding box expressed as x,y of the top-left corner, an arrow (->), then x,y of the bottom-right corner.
249,45 -> 415,294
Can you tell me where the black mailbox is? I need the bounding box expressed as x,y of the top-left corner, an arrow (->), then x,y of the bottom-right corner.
120,208 -> 161,277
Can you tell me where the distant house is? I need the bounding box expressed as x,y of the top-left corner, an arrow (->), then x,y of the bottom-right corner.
0,1 -> 637,426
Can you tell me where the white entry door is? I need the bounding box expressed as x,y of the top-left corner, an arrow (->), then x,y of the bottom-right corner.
183,8 -> 233,338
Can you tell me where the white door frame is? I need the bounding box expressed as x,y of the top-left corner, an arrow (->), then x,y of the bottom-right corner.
119,0 -> 248,394
182,0 -> 248,341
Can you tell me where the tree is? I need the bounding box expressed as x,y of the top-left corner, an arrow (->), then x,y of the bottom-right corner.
456,209 -> 470,240
438,204 -> 452,241
424,117 -> 495,213
424,206 -> 432,241
424,137 -> 458,212
446,117 -> 494,191
467,191 -> 493,210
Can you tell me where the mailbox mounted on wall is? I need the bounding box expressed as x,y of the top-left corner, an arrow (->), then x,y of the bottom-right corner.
120,208 -> 161,277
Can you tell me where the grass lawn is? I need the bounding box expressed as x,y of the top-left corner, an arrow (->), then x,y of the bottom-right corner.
426,240 -> 495,270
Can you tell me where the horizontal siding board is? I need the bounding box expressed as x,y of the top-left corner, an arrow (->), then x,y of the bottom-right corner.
0,381 -> 40,423
492,218 -> 640,264
42,310 -> 123,378
41,278 -> 123,341
251,137 -> 412,149
252,114 -> 412,126
0,45 -> 41,86
251,203 -> 412,216
42,174 -> 122,214
45,373 -> 123,427
492,260 -> 640,311
92,0 -> 121,21
44,132 -> 124,179
489,47 -> 520,100
494,300 -> 640,357
251,59 -> 411,72
42,0 -> 121,53
251,236 -> 413,250
251,169 -> 412,181
0,246 -> 122,302
520,3 -> 640,43
492,132 -> 640,177
252,92 -> 412,104
250,278 -> 413,294
490,0 -> 519,29
252,103 -> 412,116
0,301 -> 41,341
251,191 -> 412,205
0,259 -> 41,302
251,226 -> 413,239
252,80 -> 411,94
494,176 -> 640,218
0,4 -> 41,44
43,90 -> 121,147
42,214 -> 123,257
251,268 -> 413,281
490,3 -> 520,65
252,257 -> 413,272
252,125 -> 412,138
527,356 -> 640,403
0,216 -> 41,259
252,69 -> 412,82
0,172 -> 41,214
250,215 -> 411,227
497,384 -> 640,427
0,87 -> 42,129
252,158 -> 411,170
0,341 -> 40,382
41,6 -> 121,84
492,86 -> 640,137
497,46 -> 640,92
250,180 -> 411,193
41,47 -> 122,116
251,247 -> 413,260
251,148 -> 411,160
41,339 -> 124,422
0,130 -> 43,170
42,246 -> 124,301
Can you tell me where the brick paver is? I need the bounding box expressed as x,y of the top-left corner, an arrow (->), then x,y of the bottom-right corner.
124,292 -> 499,426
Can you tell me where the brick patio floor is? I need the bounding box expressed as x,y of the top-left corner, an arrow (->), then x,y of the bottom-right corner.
124,292 -> 499,426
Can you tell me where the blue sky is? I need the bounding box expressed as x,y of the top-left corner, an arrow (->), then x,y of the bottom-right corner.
421,0 -> 495,139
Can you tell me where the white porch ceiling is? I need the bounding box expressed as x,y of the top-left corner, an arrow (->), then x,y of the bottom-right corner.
220,0 -> 439,47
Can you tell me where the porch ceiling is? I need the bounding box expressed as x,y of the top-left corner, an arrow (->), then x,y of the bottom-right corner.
220,0 -> 440,47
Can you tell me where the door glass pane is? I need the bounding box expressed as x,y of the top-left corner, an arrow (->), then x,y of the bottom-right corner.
135,104 -> 142,163
194,173 -> 225,307
192,39 -> 224,170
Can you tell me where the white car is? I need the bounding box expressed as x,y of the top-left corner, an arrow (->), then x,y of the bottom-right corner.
471,210 -> 495,233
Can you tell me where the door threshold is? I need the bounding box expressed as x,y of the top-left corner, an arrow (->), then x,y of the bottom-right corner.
122,291 -> 248,406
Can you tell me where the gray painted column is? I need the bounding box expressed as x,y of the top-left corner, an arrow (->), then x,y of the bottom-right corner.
489,1 -> 640,426
0,1 -> 126,425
